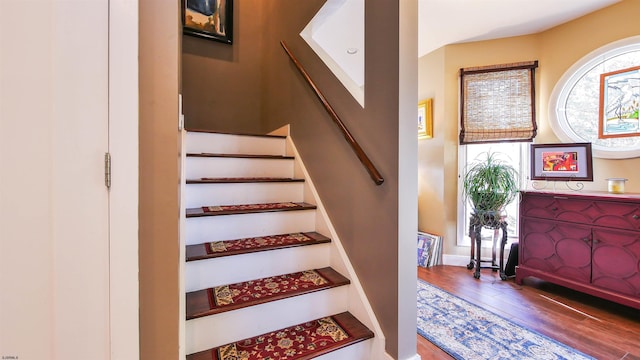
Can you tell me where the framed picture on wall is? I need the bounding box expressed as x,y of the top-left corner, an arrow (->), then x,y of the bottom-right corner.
598,65 -> 640,139
182,0 -> 233,44
530,143 -> 593,181
418,99 -> 433,139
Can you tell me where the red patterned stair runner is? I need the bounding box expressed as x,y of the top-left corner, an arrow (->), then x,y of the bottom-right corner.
186,232 -> 330,261
186,312 -> 374,360
186,202 -> 316,217
186,267 -> 349,319
203,202 -> 299,213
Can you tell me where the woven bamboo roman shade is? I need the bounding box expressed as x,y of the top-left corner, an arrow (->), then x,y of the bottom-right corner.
459,61 -> 538,144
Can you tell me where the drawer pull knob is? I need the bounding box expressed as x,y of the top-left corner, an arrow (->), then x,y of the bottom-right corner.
633,214 -> 639,220
582,238 -> 590,243
551,207 -> 558,211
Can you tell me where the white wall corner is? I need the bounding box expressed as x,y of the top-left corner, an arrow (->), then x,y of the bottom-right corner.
299,0 -> 365,107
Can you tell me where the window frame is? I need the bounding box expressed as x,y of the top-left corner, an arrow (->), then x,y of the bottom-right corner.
457,142 -> 529,247
549,35 -> 640,159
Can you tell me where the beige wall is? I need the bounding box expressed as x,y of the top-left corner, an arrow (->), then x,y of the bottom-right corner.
139,0 -> 181,358
418,0 -> 640,257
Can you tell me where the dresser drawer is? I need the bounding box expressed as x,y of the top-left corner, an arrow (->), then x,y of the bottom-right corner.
591,201 -> 640,231
520,192 -> 640,231
520,193 -> 595,223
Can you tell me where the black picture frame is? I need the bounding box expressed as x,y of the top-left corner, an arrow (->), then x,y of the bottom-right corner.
182,0 -> 233,44
530,143 -> 593,181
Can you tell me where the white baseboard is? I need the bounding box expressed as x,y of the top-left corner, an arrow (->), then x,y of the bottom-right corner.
442,251 -> 511,267
385,353 -> 420,360
442,254 -> 469,267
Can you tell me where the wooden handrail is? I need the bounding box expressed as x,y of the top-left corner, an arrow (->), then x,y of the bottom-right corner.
280,41 -> 384,185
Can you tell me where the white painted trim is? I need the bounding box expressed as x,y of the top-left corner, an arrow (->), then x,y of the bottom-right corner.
285,135 -> 387,359
442,254 -> 470,267
108,0 -> 139,358
179,129 -> 187,359
382,352 -> 421,360
402,355 -> 422,360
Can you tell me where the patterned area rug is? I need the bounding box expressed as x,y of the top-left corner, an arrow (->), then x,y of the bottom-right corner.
211,316 -> 351,360
417,280 -> 595,360
202,202 -> 300,213
206,233 -> 314,254
208,270 -> 332,310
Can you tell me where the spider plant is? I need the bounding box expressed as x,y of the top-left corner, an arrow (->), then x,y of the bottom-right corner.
462,151 -> 519,216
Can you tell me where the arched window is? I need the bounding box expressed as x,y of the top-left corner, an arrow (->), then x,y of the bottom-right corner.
549,35 -> 640,159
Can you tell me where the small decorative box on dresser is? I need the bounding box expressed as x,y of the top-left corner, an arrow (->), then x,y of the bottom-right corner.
517,190 -> 640,310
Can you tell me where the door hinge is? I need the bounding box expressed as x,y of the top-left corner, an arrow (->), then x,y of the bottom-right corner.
104,152 -> 111,189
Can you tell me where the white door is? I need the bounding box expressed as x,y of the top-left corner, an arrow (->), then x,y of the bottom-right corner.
0,1 -> 138,359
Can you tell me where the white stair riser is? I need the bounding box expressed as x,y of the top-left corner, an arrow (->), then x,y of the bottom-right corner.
314,339 -> 373,360
185,286 -> 349,354
185,243 -> 331,291
185,210 -> 316,245
183,132 -> 368,360
186,132 -> 286,156
185,182 -> 304,208
185,157 -> 294,179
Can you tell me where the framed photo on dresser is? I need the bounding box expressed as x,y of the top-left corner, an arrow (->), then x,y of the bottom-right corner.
530,142 -> 593,181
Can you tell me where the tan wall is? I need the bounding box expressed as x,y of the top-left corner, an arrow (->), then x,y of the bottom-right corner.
181,0 -> 265,133
419,36 -> 540,257
260,1 -> 417,358
139,0 -> 180,358
182,1 -> 418,357
418,0 -> 640,258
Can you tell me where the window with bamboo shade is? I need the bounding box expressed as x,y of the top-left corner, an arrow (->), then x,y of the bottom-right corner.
459,61 -> 538,144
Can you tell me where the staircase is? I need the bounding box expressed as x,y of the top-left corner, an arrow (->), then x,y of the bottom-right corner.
182,129 -> 376,359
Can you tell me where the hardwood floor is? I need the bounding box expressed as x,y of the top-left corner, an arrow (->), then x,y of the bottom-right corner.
417,265 -> 640,360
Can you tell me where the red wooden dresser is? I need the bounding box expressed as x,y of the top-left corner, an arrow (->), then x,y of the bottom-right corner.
517,190 -> 640,310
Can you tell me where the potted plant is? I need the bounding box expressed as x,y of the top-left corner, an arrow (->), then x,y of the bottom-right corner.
462,151 -> 519,223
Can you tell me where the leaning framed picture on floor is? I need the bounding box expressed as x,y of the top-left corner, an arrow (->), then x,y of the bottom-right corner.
417,232 -> 442,267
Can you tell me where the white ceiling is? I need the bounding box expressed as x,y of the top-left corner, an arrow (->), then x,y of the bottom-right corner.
419,0 -> 621,57
302,0 -> 622,104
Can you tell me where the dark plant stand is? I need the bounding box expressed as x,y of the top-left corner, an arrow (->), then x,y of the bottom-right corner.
466,211 -> 508,280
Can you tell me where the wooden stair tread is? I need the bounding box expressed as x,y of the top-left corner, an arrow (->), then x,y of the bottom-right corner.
186,177 -> 304,184
187,153 -> 294,159
186,232 -> 330,261
185,128 -> 287,139
186,202 -> 316,218
186,267 -> 349,319
186,311 -> 373,360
